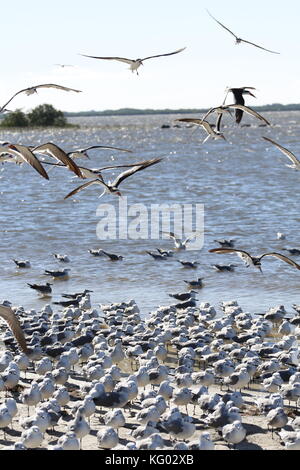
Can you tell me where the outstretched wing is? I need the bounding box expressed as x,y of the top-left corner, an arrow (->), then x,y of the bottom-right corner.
260,252 -> 300,270
112,157 -> 163,188
9,144 -> 49,180
141,47 -> 186,61
32,143 -> 83,178
206,10 -> 238,39
64,179 -> 106,199
262,136 -> 300,167
209,247 -> 253,266
0,305 -> 28,353
79,54 -> 134,64
226,104 -> 270,125
240,38 -> 280,54
69,145 -> 132,154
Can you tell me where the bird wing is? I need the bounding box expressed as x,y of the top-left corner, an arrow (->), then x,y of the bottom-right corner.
239,38 -> 280,54
29,84 -> 82,93
112,157 -> 163,188
206,10 -> 238,39
69,145 -> 132,154
209,248 -> 253,266
226,104 -> 270,125
79,54 -> 134,64
64,179 -> 106,199
0,305 -> 28,353
260,253 -> 300,270
141,47 -> 186,61
32,143 -> 83,178
262,137 -> 300,167
6,144 -> 49,180
175,118 -> 214,134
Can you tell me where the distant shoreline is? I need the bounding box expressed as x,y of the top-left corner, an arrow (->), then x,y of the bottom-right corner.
64,104 -> 300,117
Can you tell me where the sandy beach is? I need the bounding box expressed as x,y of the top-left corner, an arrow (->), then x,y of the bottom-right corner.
0,295 -> 298,452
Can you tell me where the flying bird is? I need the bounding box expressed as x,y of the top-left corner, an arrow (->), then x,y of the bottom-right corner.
203,104 -> 270,131
32,142 -> 83,178
67,145 -> 133,159
79,47 -> 186,75
0,144 -> 49,180
207,10 -> 280,54
0,304 -> 28,353
64,157 -> 163,199
262,136 -> 300,170
175,118 -> 226,144
0,84 -> 82,113
209,248 -> 300,272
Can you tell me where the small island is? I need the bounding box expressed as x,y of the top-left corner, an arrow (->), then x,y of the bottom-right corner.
0,104 -> 77,128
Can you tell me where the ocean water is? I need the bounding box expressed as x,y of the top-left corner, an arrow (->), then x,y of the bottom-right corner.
0,110 -> 299,317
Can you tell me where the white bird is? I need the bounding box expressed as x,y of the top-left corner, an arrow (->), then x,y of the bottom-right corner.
97,426 -> 119,449
190,431 -> 215,450
20,426 -> 44,449
279,430 -> 300,450
207,10 -> 280,54
57,431 -> 80,450
0,83 -> 82,113
263,136 -> 300,170
222,420 -> 246,447
68,406 -> 90,448
53,253 -> 70,263
267,407 -> 288,435
103,409 -> 126,434
80,47 -> 186,75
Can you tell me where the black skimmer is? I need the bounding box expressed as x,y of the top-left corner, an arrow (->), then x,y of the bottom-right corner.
177,260 -> 199,268
32,142 -> 83,178
27,282 -> 52,296
204,103 -> 270,130
0,144 -> 49,180
175,118 -> 226,143
13,259 -> 31,268
209,248 -> 300,272
44,268 -> 70,280
146,251 -> 168,260
67,145 -> 132,159
262,136 -> 300,170
100,250 -> 123,261
207,10 -> 280,54
88,249 -> 105,256
169,291 -> 197,301
282,248 -> 300,256
79,47 -> 186,75
213,264 -> 237,272
221,87 -> 256,126
61,289 -> 93,299
214,239 -> 236,248
0,84 -> 82,113
64,157 -> 163,199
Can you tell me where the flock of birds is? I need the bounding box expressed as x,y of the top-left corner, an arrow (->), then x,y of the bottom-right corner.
0,9 -> 299,451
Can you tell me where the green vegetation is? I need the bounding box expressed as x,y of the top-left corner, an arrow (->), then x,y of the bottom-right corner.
0,104 -> 76,128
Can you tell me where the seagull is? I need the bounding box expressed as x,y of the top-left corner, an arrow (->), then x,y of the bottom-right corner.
67,145 -> 133,159
32,142 -> 83,178
52,253 -> 70,263
79,47 -> 186,75
0,84 -> 82,113
0,304 -> 28,353
0,143 -> 49,179
262,136 -> 300,170
27,282 -> 52,296
44,268 -> 70,280
162,231 -> 192,250
13,259 -> 31,268
209,248 -> 300,272
183,278 -> 203,288
207,10 -> 280,54
64,157 -> 162,199
175,118 -> 226,144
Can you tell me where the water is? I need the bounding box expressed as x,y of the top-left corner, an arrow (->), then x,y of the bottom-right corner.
0,110 -> 300,317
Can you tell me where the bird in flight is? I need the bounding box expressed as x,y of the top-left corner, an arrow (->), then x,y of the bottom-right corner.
176,118 -> 226,144
221,87 -> 256,125
0,304 -> 28,353
207,10 -> 280,54
32,142 -> 83,178
79,47 -> 186,75
0,143 -> 49,180
0,84 -> 82,113
203,104 -> 270,131
64,157 -> 163,199
262,136 -> 300,170
67,145 -> 133,159
209,248 -> 300,273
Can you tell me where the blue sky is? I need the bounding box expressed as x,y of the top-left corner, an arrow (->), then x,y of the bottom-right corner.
1,0 -> 299,112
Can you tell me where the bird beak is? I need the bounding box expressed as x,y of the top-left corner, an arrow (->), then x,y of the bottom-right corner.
116,191 -> 122,197
249,92 -> 256,98
258,266 -> 263,273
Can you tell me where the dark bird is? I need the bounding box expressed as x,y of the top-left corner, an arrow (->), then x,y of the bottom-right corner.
0,84 -> 82,113
282,248 -> 300,256
146,251 -> 167,260
32,142 -> 83,178
61,289 -> 93,299
214,239 -> 236,248
207,10 -> 280,54
100,250 -> 123,261
183,278 -> 203,288
262,136 -> 300,170
0,143 -> 49,180
203,103 -> 270,131
213,264 -> 237,272
79,47 -> 186,75
27,282 -> 52,296
0,304 -> 28,353
67,145 -> 133,159
177,260 -> 199,268
44,268 -> 70,279
53,298 -> 80,307
64,157 -> 163,199
169,291 -> 197,301
209,248 -> 300,272
13,259 -> 31,268
157,249 -> 173,257
221,87 -> 256,126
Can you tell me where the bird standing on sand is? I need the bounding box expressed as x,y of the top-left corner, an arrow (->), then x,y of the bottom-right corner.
80,47 -> 186,75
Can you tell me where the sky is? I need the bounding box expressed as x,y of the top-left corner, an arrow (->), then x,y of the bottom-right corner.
1,0 -> 299,112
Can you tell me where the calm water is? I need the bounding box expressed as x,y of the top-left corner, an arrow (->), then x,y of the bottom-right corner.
0,111 -> 300,316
